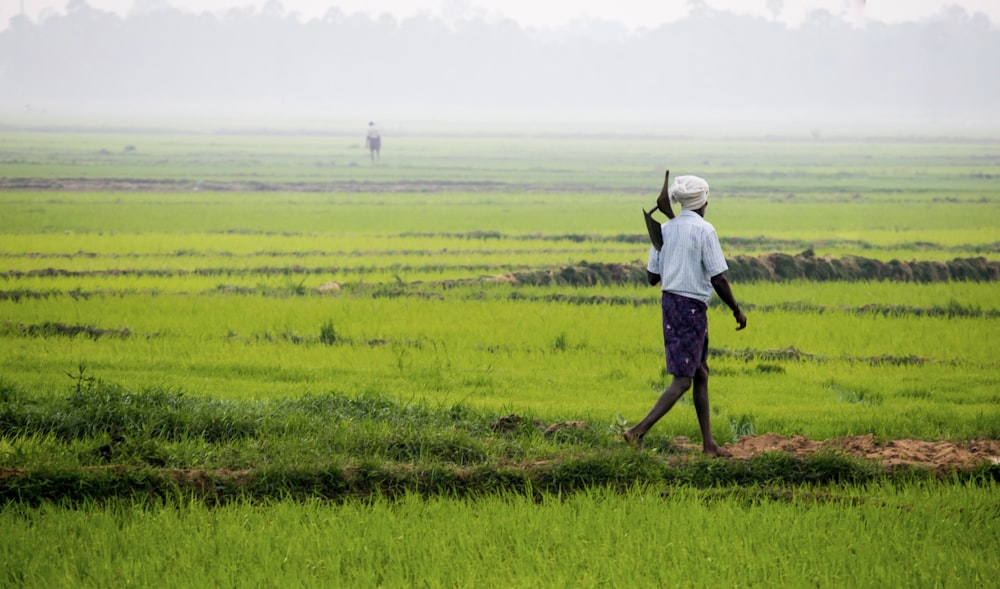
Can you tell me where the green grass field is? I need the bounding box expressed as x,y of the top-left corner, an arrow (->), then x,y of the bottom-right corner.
1,128 -> 998,587
3,485 -> 997,588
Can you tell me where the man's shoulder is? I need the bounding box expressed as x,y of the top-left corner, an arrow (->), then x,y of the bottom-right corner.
676,211 -> 716,231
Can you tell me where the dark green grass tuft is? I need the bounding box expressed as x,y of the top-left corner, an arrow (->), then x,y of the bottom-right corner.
1,321 -> 132,340
665,452 -> 884,487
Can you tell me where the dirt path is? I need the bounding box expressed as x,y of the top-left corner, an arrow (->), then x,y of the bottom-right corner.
664,433 -> 1000,473
0,177 -> 589,193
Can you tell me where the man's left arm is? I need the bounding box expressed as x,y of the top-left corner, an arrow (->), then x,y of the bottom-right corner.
703,229 -> 745,329
710,273 -> 747,330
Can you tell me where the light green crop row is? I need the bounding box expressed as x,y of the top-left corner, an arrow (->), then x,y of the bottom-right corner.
1,191 -> 998,280
2,485 -> 996,588
3,288 -> 996,441
3,190 -> 998,239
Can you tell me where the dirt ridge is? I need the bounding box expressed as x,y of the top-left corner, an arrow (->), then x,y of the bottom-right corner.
1,435 -> 996,484
0,177 -> 586,194
726,433 -> 1000,473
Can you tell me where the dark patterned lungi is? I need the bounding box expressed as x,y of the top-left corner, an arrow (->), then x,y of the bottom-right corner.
661,291 -> 709,377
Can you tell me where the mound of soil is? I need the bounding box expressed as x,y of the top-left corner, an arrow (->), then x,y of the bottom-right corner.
727,252 -> 1000,283
665,433 -> 1000,473
505,257 -> 1000,285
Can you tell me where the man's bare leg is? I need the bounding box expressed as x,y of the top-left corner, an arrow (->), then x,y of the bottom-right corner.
624,376 -> 692,449
692,365 -> 731,457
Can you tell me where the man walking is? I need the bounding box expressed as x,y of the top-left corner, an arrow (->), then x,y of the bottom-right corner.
624,175 -> 747,456
366,121 -> 381,163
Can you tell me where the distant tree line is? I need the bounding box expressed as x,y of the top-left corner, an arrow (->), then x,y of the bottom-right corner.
1,1 -> 998,117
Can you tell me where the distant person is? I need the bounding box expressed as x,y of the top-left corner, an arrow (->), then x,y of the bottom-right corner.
624,174 -> 747,457
366,122 -> 381,163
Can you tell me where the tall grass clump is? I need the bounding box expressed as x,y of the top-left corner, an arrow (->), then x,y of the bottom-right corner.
8,373 -> 260,443
319,320 -> 338,345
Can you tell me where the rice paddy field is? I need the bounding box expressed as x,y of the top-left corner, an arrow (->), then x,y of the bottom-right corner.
1,123 -> 998,587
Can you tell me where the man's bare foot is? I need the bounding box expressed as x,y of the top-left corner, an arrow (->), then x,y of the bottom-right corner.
623,429 -> 643,449
703,444 -> 732,458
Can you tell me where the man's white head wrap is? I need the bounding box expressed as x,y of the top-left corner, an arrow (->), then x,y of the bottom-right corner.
669,175 -> 710,211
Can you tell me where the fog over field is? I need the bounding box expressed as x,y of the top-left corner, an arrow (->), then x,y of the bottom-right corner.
1,1 -> 998,131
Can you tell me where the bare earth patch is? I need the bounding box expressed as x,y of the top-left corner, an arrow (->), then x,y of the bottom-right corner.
665,433 -> 1000,473
0,177 -> 572,193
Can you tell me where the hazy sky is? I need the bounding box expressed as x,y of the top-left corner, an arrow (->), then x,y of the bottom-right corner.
6,0 -> 1000,29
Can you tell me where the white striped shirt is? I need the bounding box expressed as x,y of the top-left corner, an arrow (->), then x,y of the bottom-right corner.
646,210 -> 729,305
